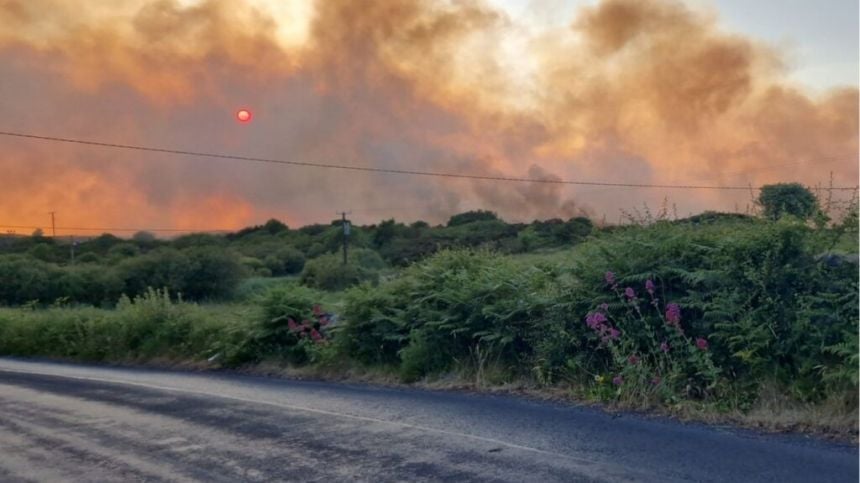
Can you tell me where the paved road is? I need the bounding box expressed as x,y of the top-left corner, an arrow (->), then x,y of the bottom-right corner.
0,358 -> 855,482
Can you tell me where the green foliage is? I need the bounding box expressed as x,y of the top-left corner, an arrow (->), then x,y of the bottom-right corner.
339,282 -> 409,365
263,246 -> 305,276
117,247 -> 242,301
340,250 -> 554,380
447,210 -> 499,227
0,209 -> 855,420
758,183 -> 819,221
300,249 -> 383,291
250,284 -> 330,364
76,252 -> 100,264
545,217 -> 858,403
107,242 -> 141,260
0,288 -> 238,362
0,255 -> 63,305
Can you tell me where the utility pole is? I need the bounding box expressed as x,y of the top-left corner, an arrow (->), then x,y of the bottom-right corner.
337,211 -> 351,265
49,211 -> 56,237
70,237 -> 76,264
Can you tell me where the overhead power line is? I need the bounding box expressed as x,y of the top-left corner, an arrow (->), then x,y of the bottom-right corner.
0,224 -> 231,233
2,130 -> 856,191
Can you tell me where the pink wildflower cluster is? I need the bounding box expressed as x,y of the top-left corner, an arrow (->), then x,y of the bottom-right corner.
287,304 -> 330,343
585,310 -> 620,342
624,287 -> 636,300
665,303 -> 681,326
604,271 -> 617,287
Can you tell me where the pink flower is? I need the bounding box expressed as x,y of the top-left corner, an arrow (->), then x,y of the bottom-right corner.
312,304 -> 323,317
319,316 -> 329,326
612,375 -> 624,386
608,327 -> 621,340
598,303 -> 609,312
310,329 -> 323,342
696,338 -> 709,351
586,312 -> 607,329
660,341 -> 670,353
665,303 -> 681,325
645,279 -> 655,295
287,318 -> 299,332
625,287 -> 636,300
604,271 -> 616,286
627,354 -> 640,365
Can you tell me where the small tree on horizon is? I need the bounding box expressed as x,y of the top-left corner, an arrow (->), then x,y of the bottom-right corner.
757,183 -> 819,221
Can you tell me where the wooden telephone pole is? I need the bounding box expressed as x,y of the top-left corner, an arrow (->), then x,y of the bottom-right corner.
337,211 -> 351,265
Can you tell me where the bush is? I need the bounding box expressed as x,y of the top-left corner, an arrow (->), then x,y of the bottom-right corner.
300,249 -> 383,291
263,246 -> 305,275
339,282 -> 410,365
447,210 -> 499,227
118,248 -> 192,297
107,242 -> 141,260
543,218 -> 858,404
118,247 -> 242,301
758,183 -> 819,221
340,250 -> 554,380
182,247 -> 244,300
0,255 -> 62,305
56,263 -> 124,306
251,284 -> 331,364
0,288 -> 236,362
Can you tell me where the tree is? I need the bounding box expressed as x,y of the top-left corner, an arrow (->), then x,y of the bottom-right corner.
758,183 -> 819,221
132,231 -> 157,243
372,219 -> 399,248
446,210 -> 499,227
263,218 -> 289,235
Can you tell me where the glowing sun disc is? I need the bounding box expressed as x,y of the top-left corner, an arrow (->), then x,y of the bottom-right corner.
236,109 -> 252,123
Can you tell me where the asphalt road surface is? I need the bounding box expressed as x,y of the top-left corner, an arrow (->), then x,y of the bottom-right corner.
0,358 -> 856,482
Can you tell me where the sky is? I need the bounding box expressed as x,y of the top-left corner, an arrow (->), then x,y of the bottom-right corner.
0,0 -> 857,234
492,0 -> 859,91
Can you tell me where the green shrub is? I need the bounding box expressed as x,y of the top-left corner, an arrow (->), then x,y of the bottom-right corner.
447,210 -> 499,227
339,282 -> 410,365
118,248 -> 192,298
76,252 -> 101,264
117,247 -> 242,301
340,250 -> 554,380
300,249 -> 383,291
252,284 -> 330,364
0,255 -> 62,305
56,263 -> 123,306
182,247 -> 244,300
545,218 -> 858,403
263,246 -> 305,275
758,183 -> 819,221
107,242 -> 141,260
0,288 -> 236,362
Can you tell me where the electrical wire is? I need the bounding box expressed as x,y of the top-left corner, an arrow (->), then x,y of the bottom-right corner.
3,130 -> 856,191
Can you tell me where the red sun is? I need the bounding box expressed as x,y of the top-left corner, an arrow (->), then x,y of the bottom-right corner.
236,109 -> 252,123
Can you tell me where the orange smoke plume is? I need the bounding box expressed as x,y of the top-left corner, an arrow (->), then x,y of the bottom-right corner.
0,0 -> 856,232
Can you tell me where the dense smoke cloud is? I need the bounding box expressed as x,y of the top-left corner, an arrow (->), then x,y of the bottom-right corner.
0,0 -> 855,232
